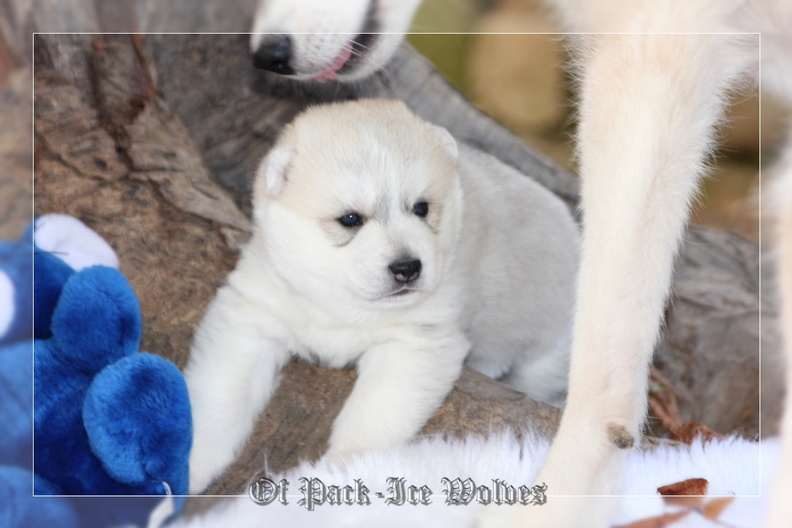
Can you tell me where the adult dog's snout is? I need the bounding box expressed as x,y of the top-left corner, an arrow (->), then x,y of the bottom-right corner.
252,34 -> 295,75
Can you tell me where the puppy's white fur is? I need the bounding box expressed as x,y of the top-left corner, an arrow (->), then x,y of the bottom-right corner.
252,1 -> 792,526
185,99 -> 578,494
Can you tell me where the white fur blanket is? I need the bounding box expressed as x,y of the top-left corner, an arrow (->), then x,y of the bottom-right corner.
159,433 -> 778,528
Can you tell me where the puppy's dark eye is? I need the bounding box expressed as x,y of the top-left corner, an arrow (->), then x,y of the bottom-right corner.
338,212 -> 364,228
412,201 -> 429,218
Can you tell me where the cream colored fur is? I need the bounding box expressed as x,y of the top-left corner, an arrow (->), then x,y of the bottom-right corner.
483,30 -> 759,528
184,99 -> 578,494
485,2 -> 788,526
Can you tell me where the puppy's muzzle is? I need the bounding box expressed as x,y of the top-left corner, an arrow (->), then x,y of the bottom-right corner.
253,35 -> 295,75
389,259 -> 422,283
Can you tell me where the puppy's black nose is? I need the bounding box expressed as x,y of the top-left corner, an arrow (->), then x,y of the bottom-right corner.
252,35 -> 295,75
389,259 -> 422,283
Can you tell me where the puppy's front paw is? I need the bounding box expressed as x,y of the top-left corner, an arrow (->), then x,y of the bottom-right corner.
187,466 -> 213,495
188,446 -> 222,494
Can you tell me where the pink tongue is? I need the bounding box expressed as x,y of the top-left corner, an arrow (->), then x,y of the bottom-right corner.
314,45 -> 353,82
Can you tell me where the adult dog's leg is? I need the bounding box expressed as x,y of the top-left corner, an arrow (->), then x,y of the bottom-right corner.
480,32 -> 757,527
768,130 -> 792,528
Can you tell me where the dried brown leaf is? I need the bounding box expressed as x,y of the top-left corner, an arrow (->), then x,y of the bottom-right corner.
658,478 -> 709,507
670,422 -> 723,445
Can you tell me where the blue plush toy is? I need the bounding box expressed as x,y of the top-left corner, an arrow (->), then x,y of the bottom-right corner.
34,267 -> 193,496
1,215 -> 192,528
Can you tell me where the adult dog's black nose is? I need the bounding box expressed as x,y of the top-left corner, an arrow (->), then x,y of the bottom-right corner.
252,35 -> 295,75
389,259 -> 422,283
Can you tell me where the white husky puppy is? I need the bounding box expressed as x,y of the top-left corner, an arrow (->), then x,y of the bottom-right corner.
184,99 -> 579,493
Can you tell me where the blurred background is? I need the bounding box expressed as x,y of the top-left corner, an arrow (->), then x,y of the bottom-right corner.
410,0 -> 789,244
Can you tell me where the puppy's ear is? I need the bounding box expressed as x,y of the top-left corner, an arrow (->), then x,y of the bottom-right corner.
257,145 -> 294,197
429,125 -> 458,161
